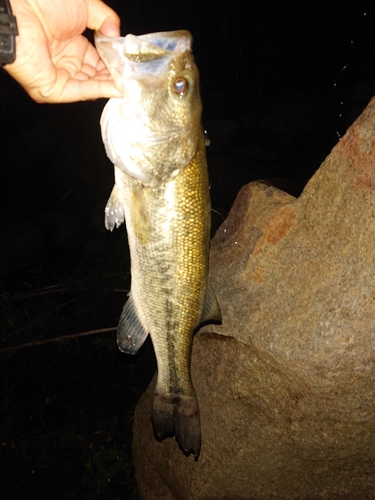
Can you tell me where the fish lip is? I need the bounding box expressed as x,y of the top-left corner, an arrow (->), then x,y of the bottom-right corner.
95,30 -> 192,84
95,30 -> 192,55
135,30 -> 192,53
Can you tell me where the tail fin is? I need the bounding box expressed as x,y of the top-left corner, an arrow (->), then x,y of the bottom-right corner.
152,392 -> 201,458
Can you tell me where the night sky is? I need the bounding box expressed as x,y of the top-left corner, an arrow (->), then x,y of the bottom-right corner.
1,2 -> 375,133
107,0 -> 375,101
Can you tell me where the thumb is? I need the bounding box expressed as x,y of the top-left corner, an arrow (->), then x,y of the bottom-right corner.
87,0 -> 121,36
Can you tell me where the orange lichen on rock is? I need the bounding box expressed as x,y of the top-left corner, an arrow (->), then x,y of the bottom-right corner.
251,205 -> 295,258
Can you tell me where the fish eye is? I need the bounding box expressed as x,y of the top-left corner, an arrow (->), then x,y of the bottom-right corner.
173,77 -> 189,96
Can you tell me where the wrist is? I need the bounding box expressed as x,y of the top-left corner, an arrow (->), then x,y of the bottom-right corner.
0,0 -> 18,67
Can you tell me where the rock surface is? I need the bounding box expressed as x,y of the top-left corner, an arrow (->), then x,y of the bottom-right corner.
132,96 -> 375,499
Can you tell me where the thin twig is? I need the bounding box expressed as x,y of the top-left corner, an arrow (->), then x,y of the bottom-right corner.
9,273 -> 126,301
14,296 -> 84,335
0,327 -> 117,354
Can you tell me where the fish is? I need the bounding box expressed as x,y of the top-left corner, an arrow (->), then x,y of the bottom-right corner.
95,30 -> 221,458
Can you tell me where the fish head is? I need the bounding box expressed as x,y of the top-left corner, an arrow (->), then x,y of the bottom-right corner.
96,30 -> 204,187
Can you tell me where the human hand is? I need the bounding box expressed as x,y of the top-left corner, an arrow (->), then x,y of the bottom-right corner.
4,0 -> 122,103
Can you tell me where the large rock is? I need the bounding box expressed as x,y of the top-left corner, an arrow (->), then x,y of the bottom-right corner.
132,96 -> 375,499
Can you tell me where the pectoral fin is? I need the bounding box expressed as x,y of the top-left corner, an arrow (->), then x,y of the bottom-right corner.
105,184 -> 125,231
201,281 -> 222,324
117,294 -> 149,354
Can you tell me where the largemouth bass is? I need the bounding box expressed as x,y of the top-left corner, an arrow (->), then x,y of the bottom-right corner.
95,30 -> 221,457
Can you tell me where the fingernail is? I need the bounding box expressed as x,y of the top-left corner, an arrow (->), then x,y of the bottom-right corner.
101,18 -> 120,37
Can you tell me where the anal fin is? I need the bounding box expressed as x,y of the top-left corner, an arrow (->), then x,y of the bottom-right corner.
117,294 -> 148,354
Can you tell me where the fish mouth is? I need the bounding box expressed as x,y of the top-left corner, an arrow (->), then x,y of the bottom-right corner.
95,30 -> 192,86
124,31 -> 191,62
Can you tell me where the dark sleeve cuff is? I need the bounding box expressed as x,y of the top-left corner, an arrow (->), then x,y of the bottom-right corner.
0,0 -> 18,66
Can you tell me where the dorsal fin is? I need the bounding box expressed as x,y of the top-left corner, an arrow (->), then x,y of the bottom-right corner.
201,281 -> 221,324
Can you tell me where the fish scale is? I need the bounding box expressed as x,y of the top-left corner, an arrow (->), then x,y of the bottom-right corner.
96,30 -> 221,457
131,147 -> 208,386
